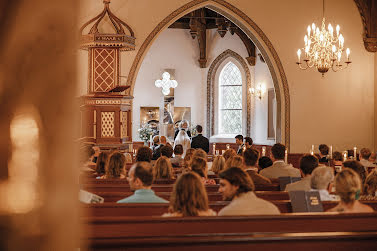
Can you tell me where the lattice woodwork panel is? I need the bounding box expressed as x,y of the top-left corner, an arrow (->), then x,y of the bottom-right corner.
120,111 -> 128,138
101,112 -> 115,137
93,48 -> 116,92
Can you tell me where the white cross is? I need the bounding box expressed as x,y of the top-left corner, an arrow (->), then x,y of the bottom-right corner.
154,72 -> 178,95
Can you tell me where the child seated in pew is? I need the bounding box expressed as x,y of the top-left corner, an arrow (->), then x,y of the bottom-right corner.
154,156 -> 175,180
328,168 -> 373,213
163,172 -> 216,217
98,152 -> 126,179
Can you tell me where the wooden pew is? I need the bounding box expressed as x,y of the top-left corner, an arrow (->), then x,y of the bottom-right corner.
95,191 -> 289,203
83,213 -> 377,238
82,200 -> 377,217
87,231 -> 377,250
82,182 -> 280,193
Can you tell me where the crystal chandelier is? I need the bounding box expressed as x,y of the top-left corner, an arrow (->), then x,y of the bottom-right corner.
296,0 -> 351,76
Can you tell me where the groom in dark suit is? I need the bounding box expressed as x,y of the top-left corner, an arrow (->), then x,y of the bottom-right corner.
191,125 -> 209,153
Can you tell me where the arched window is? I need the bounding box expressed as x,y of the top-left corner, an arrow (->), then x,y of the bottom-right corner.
218,62 -> 242,134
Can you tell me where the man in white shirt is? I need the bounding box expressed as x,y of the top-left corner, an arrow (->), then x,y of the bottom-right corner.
218,167 -> 280,216
310,166 -> 338,201
286,154 -> 319,192
260,143 -> 301,179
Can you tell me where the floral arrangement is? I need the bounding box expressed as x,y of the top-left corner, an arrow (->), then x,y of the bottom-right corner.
138,124 -> 154,143
190,124 -> 198,137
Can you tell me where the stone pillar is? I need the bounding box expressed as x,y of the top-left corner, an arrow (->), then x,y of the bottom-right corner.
0,0 -> 79,250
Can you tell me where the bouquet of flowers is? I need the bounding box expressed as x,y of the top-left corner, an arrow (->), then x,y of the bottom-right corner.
138,124 -> 154,143
190,124 -> 198,138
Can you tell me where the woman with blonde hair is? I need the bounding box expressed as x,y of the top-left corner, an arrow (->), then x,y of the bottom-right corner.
328,168 -> 373,212
100,152 -> 126,179
223,148 -> 236,161
225,155 -> 243,169
163,172 -> 216,217
211,156 -> 226,175
154,156 -> 174,180
191,156 -> 216,185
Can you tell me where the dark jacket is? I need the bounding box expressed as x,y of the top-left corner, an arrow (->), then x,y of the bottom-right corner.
191,134 -> 209,153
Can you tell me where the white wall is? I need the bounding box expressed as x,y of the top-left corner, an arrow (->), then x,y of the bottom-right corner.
132,28 -> 274,142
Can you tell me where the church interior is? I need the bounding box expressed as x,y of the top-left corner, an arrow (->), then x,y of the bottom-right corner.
0,0 -> 377,250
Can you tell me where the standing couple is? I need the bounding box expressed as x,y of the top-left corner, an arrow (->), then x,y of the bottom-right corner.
174,121 -> 209,157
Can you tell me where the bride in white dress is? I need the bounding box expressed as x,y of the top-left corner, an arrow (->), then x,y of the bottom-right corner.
174,129 -> 191,157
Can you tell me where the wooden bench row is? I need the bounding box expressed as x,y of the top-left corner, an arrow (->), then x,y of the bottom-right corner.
82,200 -> 377,217
83,213 -> 377,250
82,183 -> 280,193
93,191 -> 289,202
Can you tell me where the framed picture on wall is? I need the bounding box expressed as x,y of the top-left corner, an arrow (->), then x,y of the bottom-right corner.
267,88 -> 276,139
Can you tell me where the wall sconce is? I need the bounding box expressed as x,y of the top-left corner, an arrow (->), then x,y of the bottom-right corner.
249,83 -> 266,100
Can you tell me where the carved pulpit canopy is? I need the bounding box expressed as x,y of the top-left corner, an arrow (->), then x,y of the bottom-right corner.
79,0 -> 135,51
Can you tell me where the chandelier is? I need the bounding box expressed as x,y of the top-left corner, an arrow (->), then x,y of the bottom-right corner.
296,0 -> 351,76
154,72 -> 178,95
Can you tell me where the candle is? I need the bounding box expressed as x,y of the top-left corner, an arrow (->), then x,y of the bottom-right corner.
343,151 -> 347,162
226,144 -> 230,150
242,145 -> 246,152
262,146 -> 266,157
216,150 -> 219,156
353,146 -> 357,160
212,143 -> 216,155
346,48 -> 350,60
284,149 -> 288,164
297,49 -> 301,62
329,145 -> 333,159
310,145 -> 314,155
222,150 -> 225,155
129,143 -> 133,153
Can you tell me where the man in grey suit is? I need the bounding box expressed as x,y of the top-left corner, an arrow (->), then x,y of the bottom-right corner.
260,143 -> 301,179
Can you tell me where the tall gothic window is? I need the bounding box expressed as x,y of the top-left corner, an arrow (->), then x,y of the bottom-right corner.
218,61 -> 242,134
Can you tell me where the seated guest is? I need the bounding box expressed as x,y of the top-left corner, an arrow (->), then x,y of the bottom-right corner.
369,152 -> 376,165
211,156 -> 226,175
171,144 -> 184,167
161,145 -> 174,158
286,154 -> 318,192
223,148 -> 236,161
218,167 -> 280,215
333,151 -> 343,173
258,156 -> 273,171
117,162 -> 168,203
343,160 -> 367,186
260,143 -> 300,179
154,156 -> 174,180
151,135 -> 160,159
136,146 -> 153,163
359,148 -> 376,172
99,152 -> 126,179
191,156 -> 216,185
235,134 -> 245,155
328,169 -> 373,213
225,155 -> 244,169
193,148 -> 208,160
244,137 -> 253,149
318,144 -> 329,163
152,136 -> 167,160
361,171 -> 377,200
163,172 -> 216,217
124,152 -> 132,163
95,152 -> 108,178
243,149 -> 271,185
310,166 -> 338,201
80,144 -> 96,173
190,125 -> 209,153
